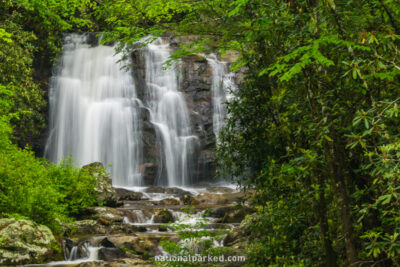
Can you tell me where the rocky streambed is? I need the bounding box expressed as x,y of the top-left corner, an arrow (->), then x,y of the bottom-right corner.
55,185 -> 249,266
0,179 -> 251,266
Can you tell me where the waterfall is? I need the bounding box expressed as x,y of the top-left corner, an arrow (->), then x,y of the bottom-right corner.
140,38 -> 197,186
45,34 -> 198,187
45,34 -> 143,186
206,55 -> 238,142
45,34 -> 234,187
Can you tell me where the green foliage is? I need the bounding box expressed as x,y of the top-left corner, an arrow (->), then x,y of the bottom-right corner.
0,124 -> 98,231
46,159 -> 97,216
0,89 -> 97,231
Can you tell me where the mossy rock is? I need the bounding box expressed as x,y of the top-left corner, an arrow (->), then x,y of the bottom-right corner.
83,162 -> 117,206
0,218 -> 60,265
153,209 -> 175,223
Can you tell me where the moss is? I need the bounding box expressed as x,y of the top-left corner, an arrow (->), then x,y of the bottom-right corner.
0,218 -> 59,265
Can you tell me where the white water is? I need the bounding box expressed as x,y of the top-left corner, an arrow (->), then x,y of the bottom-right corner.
124,210 -> 155,225
68,246 -> 78,261
38,244 -> 101,266
172,210 -> 213,226
206,55 -> 238,142
45,34 -> 143,186
141,38 -> 197,186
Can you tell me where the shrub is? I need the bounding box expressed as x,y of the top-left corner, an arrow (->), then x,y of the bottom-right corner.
0,112 -> 98,232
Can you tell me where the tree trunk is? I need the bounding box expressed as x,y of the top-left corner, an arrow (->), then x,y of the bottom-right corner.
315,175 -> 338,267
330,139 -> 358,265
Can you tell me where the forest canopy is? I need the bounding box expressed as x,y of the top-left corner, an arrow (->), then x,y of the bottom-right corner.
1,0 -> 400,266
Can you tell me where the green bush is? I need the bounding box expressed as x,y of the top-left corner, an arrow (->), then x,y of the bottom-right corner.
0,110 -> 97,232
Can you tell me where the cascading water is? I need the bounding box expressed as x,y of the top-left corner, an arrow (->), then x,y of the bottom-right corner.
45,34 -> 234,187
45,34 -> 143,186
140,38 -> 197,186
206,55 -> 238,142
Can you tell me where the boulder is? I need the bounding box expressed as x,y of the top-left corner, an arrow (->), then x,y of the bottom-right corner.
164,187 -> 192,197
73,220 -> 107,235
108,223 -> 139,235
145,186 -> 192,197
73,219 -> 139,236
116,188 -> 145,201
0,218 -> 59,265
210,206 -> 252,223
180,194 -> 200,205
194,192 -> 230,205
194,191 -> 246,205
83,162 -> 117,206
159,198 -> 180,206
223,226 -> 249,250
153,209 -> 175,223
103,235 -> 161,257
88,207 -> 125,222
98,247 -> 126,261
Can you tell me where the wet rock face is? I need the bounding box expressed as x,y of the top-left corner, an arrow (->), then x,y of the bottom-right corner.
83,162 -> 117,206
178,54 -> 216,183
131,42 -> 219,185
0,218 -> 59,265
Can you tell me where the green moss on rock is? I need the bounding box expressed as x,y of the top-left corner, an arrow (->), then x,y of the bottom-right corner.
0,218 -> 60,265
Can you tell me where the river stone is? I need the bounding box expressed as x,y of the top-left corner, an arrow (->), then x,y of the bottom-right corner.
145,186 -> 191,197
180,194 -> 200,205
164,187 -> 192,197
98,247 -> 126,261
103,235 -> 161,257
83,162 -> 117,206
88,207 -> 125,222
115,188 -> 145,201
0,218 -> 59,265
158,198 -> 180,206
153,209 -> 175,223
73,219 -> 139,236
73,220 -> 107,235
210,205 -> 252,223
194,192 -> 230,205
